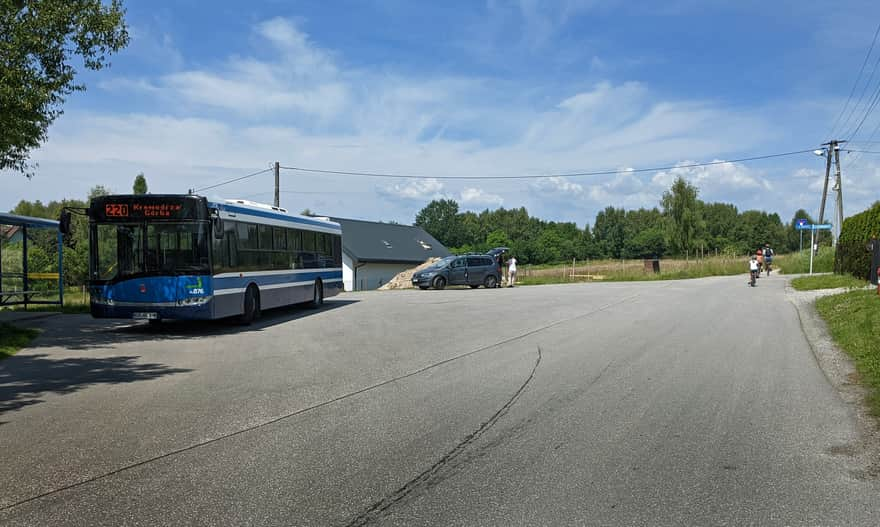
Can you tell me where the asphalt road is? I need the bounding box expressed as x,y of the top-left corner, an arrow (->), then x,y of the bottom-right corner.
1,273 -> 878,526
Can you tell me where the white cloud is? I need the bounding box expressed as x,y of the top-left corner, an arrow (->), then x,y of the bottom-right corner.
126,26 -> 184,71
651,160 -> 770,192
151,18 -> 347,119
163,69 -> 349,118
379,178 -> 446,201
583,168 -> 653,208
793,167 -> 820,179
530,176 -> 584,196
460,187 -> 503,206
254,17 -> 338,77
514,0 -> 611,48
97,77 -> 161,94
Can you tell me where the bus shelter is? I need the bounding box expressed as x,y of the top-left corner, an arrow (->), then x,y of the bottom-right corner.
0,212 -> 64,308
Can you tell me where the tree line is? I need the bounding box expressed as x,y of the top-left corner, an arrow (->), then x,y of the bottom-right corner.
3,177 -> 147,287
415,177 -> 824,265
4,174 -> 824,286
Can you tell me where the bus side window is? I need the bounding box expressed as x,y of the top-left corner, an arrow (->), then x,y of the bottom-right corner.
227,223 -> 238,269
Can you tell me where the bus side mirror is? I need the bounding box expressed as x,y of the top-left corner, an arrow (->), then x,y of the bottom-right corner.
59,210 -> 72,235
212,216 -> 224,239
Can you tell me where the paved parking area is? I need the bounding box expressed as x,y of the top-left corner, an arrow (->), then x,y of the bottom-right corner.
1,275 -> 878,526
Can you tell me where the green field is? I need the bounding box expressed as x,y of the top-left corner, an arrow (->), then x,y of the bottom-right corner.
816,290 -> 880,416
515,254 -> 787,285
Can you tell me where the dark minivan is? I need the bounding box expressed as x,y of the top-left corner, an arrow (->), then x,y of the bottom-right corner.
412,255 -> 501,290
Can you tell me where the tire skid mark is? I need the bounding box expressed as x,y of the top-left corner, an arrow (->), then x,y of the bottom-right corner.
342,347 -> 543,527
0,293 -> 641,513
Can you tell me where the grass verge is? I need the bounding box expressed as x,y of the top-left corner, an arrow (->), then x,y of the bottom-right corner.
0,322 -> 40,361
791,274 -> 868,291
815,290 -> 880,416
774,247 -> 834,274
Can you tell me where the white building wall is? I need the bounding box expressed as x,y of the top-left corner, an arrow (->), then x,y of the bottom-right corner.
353,263 -> 412,291
342,253 -> 355,292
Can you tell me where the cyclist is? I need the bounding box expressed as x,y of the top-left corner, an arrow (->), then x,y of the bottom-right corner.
755,247 -> 764,276
763,243 -> 774,275
749,255 -> 759,286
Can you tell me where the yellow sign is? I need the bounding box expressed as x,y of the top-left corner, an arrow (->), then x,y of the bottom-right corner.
27,273 -> 59,280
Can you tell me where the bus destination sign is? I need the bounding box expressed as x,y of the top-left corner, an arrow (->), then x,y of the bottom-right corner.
103,202 -> 184,218
92,195 -> 209,222
104,203 -> 130,217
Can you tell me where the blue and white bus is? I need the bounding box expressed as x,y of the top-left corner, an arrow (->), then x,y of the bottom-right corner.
83,194 -> 342,323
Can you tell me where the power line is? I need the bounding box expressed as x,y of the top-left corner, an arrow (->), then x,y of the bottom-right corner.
845,148 -> 880,154
828,21 -> 880,140
190,167 -> 274,193
838,31 -> 880,140
845,117 -> 880,169
845,77 -> 880,142
279,149 -> 817,181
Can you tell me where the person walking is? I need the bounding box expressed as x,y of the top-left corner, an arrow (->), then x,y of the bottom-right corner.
507,256 -> 518,287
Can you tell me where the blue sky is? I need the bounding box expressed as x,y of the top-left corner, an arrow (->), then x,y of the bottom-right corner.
4,0 -> 880,227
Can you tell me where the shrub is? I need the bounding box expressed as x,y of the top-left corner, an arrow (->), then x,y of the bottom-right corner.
834,202 -> 880,280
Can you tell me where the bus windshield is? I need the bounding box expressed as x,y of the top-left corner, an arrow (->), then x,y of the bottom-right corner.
93,222 -> 210,281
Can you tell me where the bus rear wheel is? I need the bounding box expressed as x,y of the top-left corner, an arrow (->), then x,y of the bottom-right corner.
309,280 -> 324,308
240,285 -> 260,324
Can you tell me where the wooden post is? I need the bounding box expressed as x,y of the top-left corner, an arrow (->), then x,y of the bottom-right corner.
22,225 -> 28,310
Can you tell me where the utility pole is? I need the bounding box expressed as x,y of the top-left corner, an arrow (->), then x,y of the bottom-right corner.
817,142 -> 833,225
833,145 -> 844,245
274,161 -> 280,208
817,140 -> 846,247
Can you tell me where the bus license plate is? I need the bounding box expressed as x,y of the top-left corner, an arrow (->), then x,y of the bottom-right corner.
133,312 -> 158,320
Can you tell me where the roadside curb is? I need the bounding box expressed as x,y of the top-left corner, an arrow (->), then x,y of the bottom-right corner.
786,282 -> 880,477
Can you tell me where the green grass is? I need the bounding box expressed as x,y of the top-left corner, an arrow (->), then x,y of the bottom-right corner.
774,247 -> 834,274
816,290 -> 880,416
790,274 -> 869,291
0,322 -> 40,361
517,258 -> 747,285
0,287 -> 90,314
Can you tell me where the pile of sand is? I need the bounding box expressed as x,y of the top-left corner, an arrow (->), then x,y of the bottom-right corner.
379,258 -> 442,290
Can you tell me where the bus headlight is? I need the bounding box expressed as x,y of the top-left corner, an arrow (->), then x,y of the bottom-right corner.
177,295 -> 212,306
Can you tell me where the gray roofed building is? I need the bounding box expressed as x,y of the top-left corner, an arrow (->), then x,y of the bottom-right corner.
330,217 -> 451,291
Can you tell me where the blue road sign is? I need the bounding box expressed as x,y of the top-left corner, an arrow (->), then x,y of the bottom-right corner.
795,219 -> 811,230
812,224 -> 833,230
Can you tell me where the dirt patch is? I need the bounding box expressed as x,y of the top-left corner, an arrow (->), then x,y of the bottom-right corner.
379,258 -> 442,290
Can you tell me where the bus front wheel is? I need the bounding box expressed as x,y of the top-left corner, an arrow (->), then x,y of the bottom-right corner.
240,285 -> 260,324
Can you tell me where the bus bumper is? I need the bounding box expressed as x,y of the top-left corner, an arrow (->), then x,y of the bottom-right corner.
89,301 -> 213,320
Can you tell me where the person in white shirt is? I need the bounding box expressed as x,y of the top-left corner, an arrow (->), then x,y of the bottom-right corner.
748,256 -> 759,286
507,257 -> 518,287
